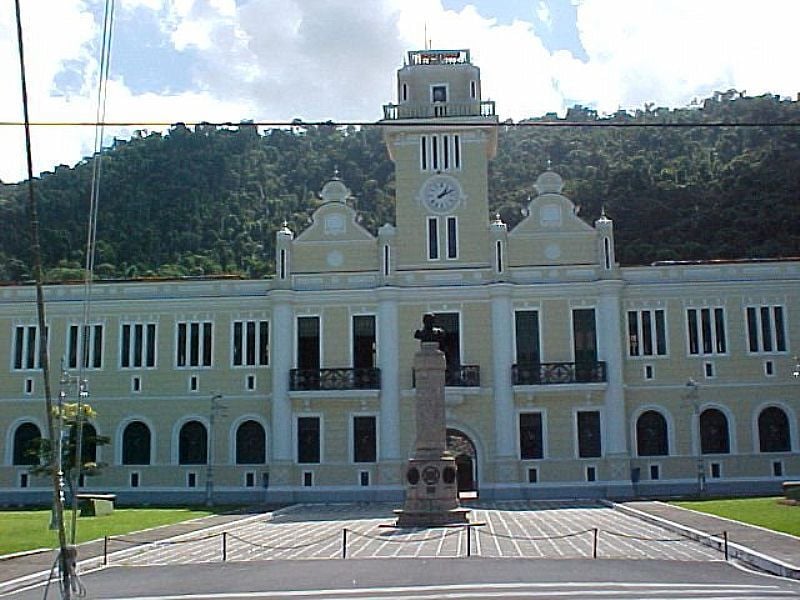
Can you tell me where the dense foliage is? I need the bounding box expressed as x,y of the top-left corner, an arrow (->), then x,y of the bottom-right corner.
1,91 -> 798,282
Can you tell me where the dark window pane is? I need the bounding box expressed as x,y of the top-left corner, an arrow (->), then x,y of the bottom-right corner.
433,313 -> 460,370
68,325 -> 79,369
233,322 -> 243,366
714,308 -> 726,353
428,218 -> 439,260
259,321 -> 269,366
641,311 -> 653,355
655,310 -> 667,355
760,306 -> 772,352
746,307 -> 758,352
26,326 -> 37,369
687,309 -> 699,354
353,316 -> 376,369
146,324 -> 156,367
577,411 -> 601,458
236,420 -> 266,464
353,416 -> 377,463
515,311 -> 540,364
519,412 -> 543,459
179,421 -> 207,465
636,410 -> 669,456
447,217 -> 457,259
93,325 -> 103,368
700,409 -> 730,454
133,324 -> 143,367
627,311 -> 639,356
14,326 -> 24,369
203,323 -> 212,366
177,323 -> 187,367
297,317 -> 320,371
122,421 -> 151,465
774,307 -> 786,352
297,417 -> 320,464
758,407 -> 791,452
13,423 -> 41,465
121,324 -> 131,368
701,309 -> 712,354
189,323 -> 200,366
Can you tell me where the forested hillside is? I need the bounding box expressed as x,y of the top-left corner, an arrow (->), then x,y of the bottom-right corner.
1,91 -> 798,282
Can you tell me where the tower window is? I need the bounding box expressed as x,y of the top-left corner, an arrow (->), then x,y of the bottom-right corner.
446,217 -> 458,259
401,83 -> 408,102
470,80 -> 477,99
432,85 -> 447,102
428,217 -> 439,260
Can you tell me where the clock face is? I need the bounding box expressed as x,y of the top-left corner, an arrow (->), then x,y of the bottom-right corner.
419,174 -> 464,214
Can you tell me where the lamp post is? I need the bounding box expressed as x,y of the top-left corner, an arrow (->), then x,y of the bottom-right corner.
205,394 -> 226,507
685,378 -> 705,494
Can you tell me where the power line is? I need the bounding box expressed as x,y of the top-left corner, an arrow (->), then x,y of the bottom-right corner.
0,120 -> 798,128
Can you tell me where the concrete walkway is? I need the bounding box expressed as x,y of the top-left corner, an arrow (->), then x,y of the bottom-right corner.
613,500 -> 800,579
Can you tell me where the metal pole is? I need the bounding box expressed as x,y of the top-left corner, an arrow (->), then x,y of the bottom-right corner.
103,536 -> 108,566
723,531 -> 729,561
593,528 -> 598,559
466,525 -> 471,557
342,528 -> 347,559
222,532 -> 227,562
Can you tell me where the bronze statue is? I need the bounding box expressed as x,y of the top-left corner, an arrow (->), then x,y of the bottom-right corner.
414,313 -> 444,343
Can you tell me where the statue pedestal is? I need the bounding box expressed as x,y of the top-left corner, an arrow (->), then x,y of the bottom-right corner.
395,340 -> 470,527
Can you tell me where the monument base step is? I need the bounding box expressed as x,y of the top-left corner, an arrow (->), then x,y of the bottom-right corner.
393,507 -> 471,528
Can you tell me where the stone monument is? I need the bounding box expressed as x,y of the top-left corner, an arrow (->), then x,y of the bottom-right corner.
394,314 -> 470,527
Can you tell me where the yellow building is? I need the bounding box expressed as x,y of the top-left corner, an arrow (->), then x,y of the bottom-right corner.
1,49 -> 798,504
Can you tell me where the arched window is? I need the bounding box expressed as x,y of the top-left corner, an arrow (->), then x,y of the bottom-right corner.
758,407 -> 791,453
636,410 -> 669,456
78,423 -> 98,464
700,408 -> 730,454
179,421 -> 207,465
13,422 -> 41,465
123,421 -> 151,465
236,420 -> 266,464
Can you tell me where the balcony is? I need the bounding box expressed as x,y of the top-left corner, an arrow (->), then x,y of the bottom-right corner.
512,362 -> 607,385
413,365 -> 481,388
382,101 -> 496,120
289,367 -> 381,391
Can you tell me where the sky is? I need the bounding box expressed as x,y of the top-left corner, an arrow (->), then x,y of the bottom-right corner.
1,0 -> 798,183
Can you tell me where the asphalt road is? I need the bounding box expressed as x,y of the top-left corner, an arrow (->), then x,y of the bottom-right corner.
6,558 -> 800,600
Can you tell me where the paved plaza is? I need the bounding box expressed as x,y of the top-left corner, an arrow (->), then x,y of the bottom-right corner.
105,501 -> 720,566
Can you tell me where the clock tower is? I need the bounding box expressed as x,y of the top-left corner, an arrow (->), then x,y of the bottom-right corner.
381,49 -> 498,271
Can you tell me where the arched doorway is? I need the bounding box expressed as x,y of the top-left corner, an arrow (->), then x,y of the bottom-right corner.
446,428 -> 477,494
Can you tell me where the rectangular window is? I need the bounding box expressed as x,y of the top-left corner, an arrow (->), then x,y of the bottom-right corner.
12,325 -> 47,370
352,316 -> 376,369
515,311 -> 540,364
710,462 -> 721,479
527,467 -> 538,483
577,411 -> 602,458
66,324 -> 103,369
353,416 -> 377,463
297,317 -> 320,371
772,461 -> 783,477
649,464 -> 660,480
446,217 -> 458,259
121,322 -> 157,368
428,217 -> 439,260
470,80 -> 477,99
360,471 -> 370,486
24,378 -> 34,394
687,308 -> 726,355
303,471 -> 314,487
519,412 -> 543,459
20,472 -> 29,488
233,320 -> 269,366
433,313 -> 461,371
420,135 -> 461,172
187,472 -> 197,488
746,305 -> 787,353
573,309 -> 597,382
245,471 -> 255,487
297,416 -> 321,464
586,466 -> 597,482
627,310 -> 667,357
132,376 -> 141,392
130,472 -> 140,488
177,321 -> 213,367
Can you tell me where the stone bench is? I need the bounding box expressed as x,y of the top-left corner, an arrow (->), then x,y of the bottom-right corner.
782,481 -> 800,502
77,493 -> 117,517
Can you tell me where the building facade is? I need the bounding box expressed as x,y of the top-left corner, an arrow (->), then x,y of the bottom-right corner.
2,49 -> 799,504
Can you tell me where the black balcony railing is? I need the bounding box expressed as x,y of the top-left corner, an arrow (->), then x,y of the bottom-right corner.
289,367 -> 381,391
512,362 -> 607,385
412,365 -> 481,388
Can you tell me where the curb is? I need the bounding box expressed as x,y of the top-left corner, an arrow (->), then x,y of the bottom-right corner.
604,500 -> 800,580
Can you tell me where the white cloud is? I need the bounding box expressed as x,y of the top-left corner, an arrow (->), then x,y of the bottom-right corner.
1,0 -> 798,182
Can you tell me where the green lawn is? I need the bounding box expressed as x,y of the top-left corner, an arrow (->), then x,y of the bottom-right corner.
672,497 -> 800,537
0,507 -> 215,556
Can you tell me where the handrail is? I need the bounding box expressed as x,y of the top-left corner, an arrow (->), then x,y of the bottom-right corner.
512,361 -> 607,385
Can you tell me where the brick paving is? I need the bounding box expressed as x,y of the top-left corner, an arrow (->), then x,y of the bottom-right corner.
106,501 -> 720,566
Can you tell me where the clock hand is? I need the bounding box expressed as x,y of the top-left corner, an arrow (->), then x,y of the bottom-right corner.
436,187 -> 453,199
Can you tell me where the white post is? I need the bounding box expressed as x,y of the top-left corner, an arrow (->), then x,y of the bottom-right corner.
597,283 -> 627,455
491,285 -> 515,459
271,295 -> 293,462
378,291 -> 400,460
